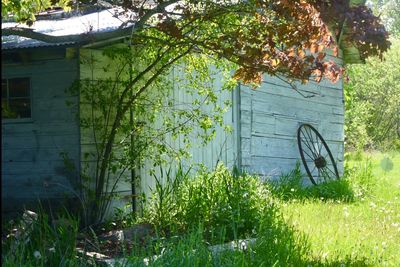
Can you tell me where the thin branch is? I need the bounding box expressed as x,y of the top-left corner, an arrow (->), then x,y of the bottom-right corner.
2,0 -> 180,44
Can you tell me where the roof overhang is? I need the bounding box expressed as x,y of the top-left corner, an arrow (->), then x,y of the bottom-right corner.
1,8 -> 133,50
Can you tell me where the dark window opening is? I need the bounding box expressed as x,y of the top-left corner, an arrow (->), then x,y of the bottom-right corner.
1,77 -> 31,119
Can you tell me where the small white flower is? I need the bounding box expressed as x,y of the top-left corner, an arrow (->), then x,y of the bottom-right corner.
290,188 -> 295,192
33,251 -> 41,259
49,247 -> 56,253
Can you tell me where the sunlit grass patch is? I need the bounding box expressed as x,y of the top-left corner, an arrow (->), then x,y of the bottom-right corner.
280,151 -> 400,266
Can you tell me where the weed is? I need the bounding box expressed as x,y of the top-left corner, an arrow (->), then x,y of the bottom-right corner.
271,162 -> 355,202
2,207 -> 84,267
141,163 -> 273,243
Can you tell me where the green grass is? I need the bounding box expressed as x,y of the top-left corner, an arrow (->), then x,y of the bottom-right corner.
128,152 -> 400,266
3,151 -> 399,266
279,151 -> 400,266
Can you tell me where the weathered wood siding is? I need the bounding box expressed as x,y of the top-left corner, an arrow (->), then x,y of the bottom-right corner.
79,47 -> 132,217
238,55 -> 345,181
79,47 -> 236,213
138,69 -> 236,197
1,48 -> 80,212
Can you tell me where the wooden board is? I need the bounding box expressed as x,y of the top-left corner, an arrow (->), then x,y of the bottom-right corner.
1,52 -> 80,211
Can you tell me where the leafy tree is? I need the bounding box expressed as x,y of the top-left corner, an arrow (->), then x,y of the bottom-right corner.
2,1 -> 390,83
345,38 -> 400,150
2,0 -> 391,223
368,0 -> 400,36
1,0 -> 71,25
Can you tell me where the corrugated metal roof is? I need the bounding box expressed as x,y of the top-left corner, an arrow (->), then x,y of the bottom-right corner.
2,9 -> 133,50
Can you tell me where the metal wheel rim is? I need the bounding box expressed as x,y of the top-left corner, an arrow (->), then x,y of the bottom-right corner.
297,124 -> 340,185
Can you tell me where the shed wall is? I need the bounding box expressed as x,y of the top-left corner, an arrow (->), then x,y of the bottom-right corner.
239,69 -> 345,181
138,70 -> 236,197
1,48 -> 80,212
78,47 -> 236,216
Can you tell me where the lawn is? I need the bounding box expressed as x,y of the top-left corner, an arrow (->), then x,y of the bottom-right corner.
279,151 -> 400,266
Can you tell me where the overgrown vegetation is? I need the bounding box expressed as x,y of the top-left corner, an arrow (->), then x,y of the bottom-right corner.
3,151 -> 398,266
141,164 -> 273,243
270,162 -> 353,202
1,208 -> 83,266
344,38 -> 400,151
2,0 -> 392,227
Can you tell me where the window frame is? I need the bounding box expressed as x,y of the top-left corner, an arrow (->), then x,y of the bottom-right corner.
2,76 -> 33,123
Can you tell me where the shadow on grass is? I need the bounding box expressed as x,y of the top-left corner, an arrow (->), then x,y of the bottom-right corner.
2,197 -> 372,267
269,163 -> 355,203
132,208 -> 372,267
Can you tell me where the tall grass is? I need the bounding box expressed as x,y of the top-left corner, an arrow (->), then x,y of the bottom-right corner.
3,151 -> 398,266
124,210 -> 311,266
2,207 -> 84,267
270,162 -> 355,202
141,163 -> 273,243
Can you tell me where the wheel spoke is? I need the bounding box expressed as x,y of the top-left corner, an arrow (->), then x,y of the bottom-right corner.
311,165 -> 316,174
322,167 -> 331,182
301,131 -> 318,158
304,128 -> 319,156
316,133 -> 323,156
302,148 -> 315,161
325,165 -> 338,177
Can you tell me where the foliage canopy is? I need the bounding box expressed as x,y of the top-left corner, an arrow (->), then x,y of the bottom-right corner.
2,0 -> 391,85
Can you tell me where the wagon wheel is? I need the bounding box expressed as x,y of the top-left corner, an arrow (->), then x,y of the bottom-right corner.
297,124 -> 339,185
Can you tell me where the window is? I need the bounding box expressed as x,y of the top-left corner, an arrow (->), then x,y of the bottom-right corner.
1,77 -> 31,119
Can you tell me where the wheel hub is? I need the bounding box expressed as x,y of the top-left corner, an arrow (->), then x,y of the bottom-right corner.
314,156 -> 327,168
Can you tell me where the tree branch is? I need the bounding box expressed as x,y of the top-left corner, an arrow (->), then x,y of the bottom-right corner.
2,26 -> 134,44
2,0 -> 180,45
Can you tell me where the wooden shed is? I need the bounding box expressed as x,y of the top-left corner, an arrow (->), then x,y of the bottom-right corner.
1,7 -> 361,215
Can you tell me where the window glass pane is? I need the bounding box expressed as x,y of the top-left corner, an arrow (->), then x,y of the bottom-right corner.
2,79 -> 7,98
9,78 -> 30,98
8,98 -> 31,118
